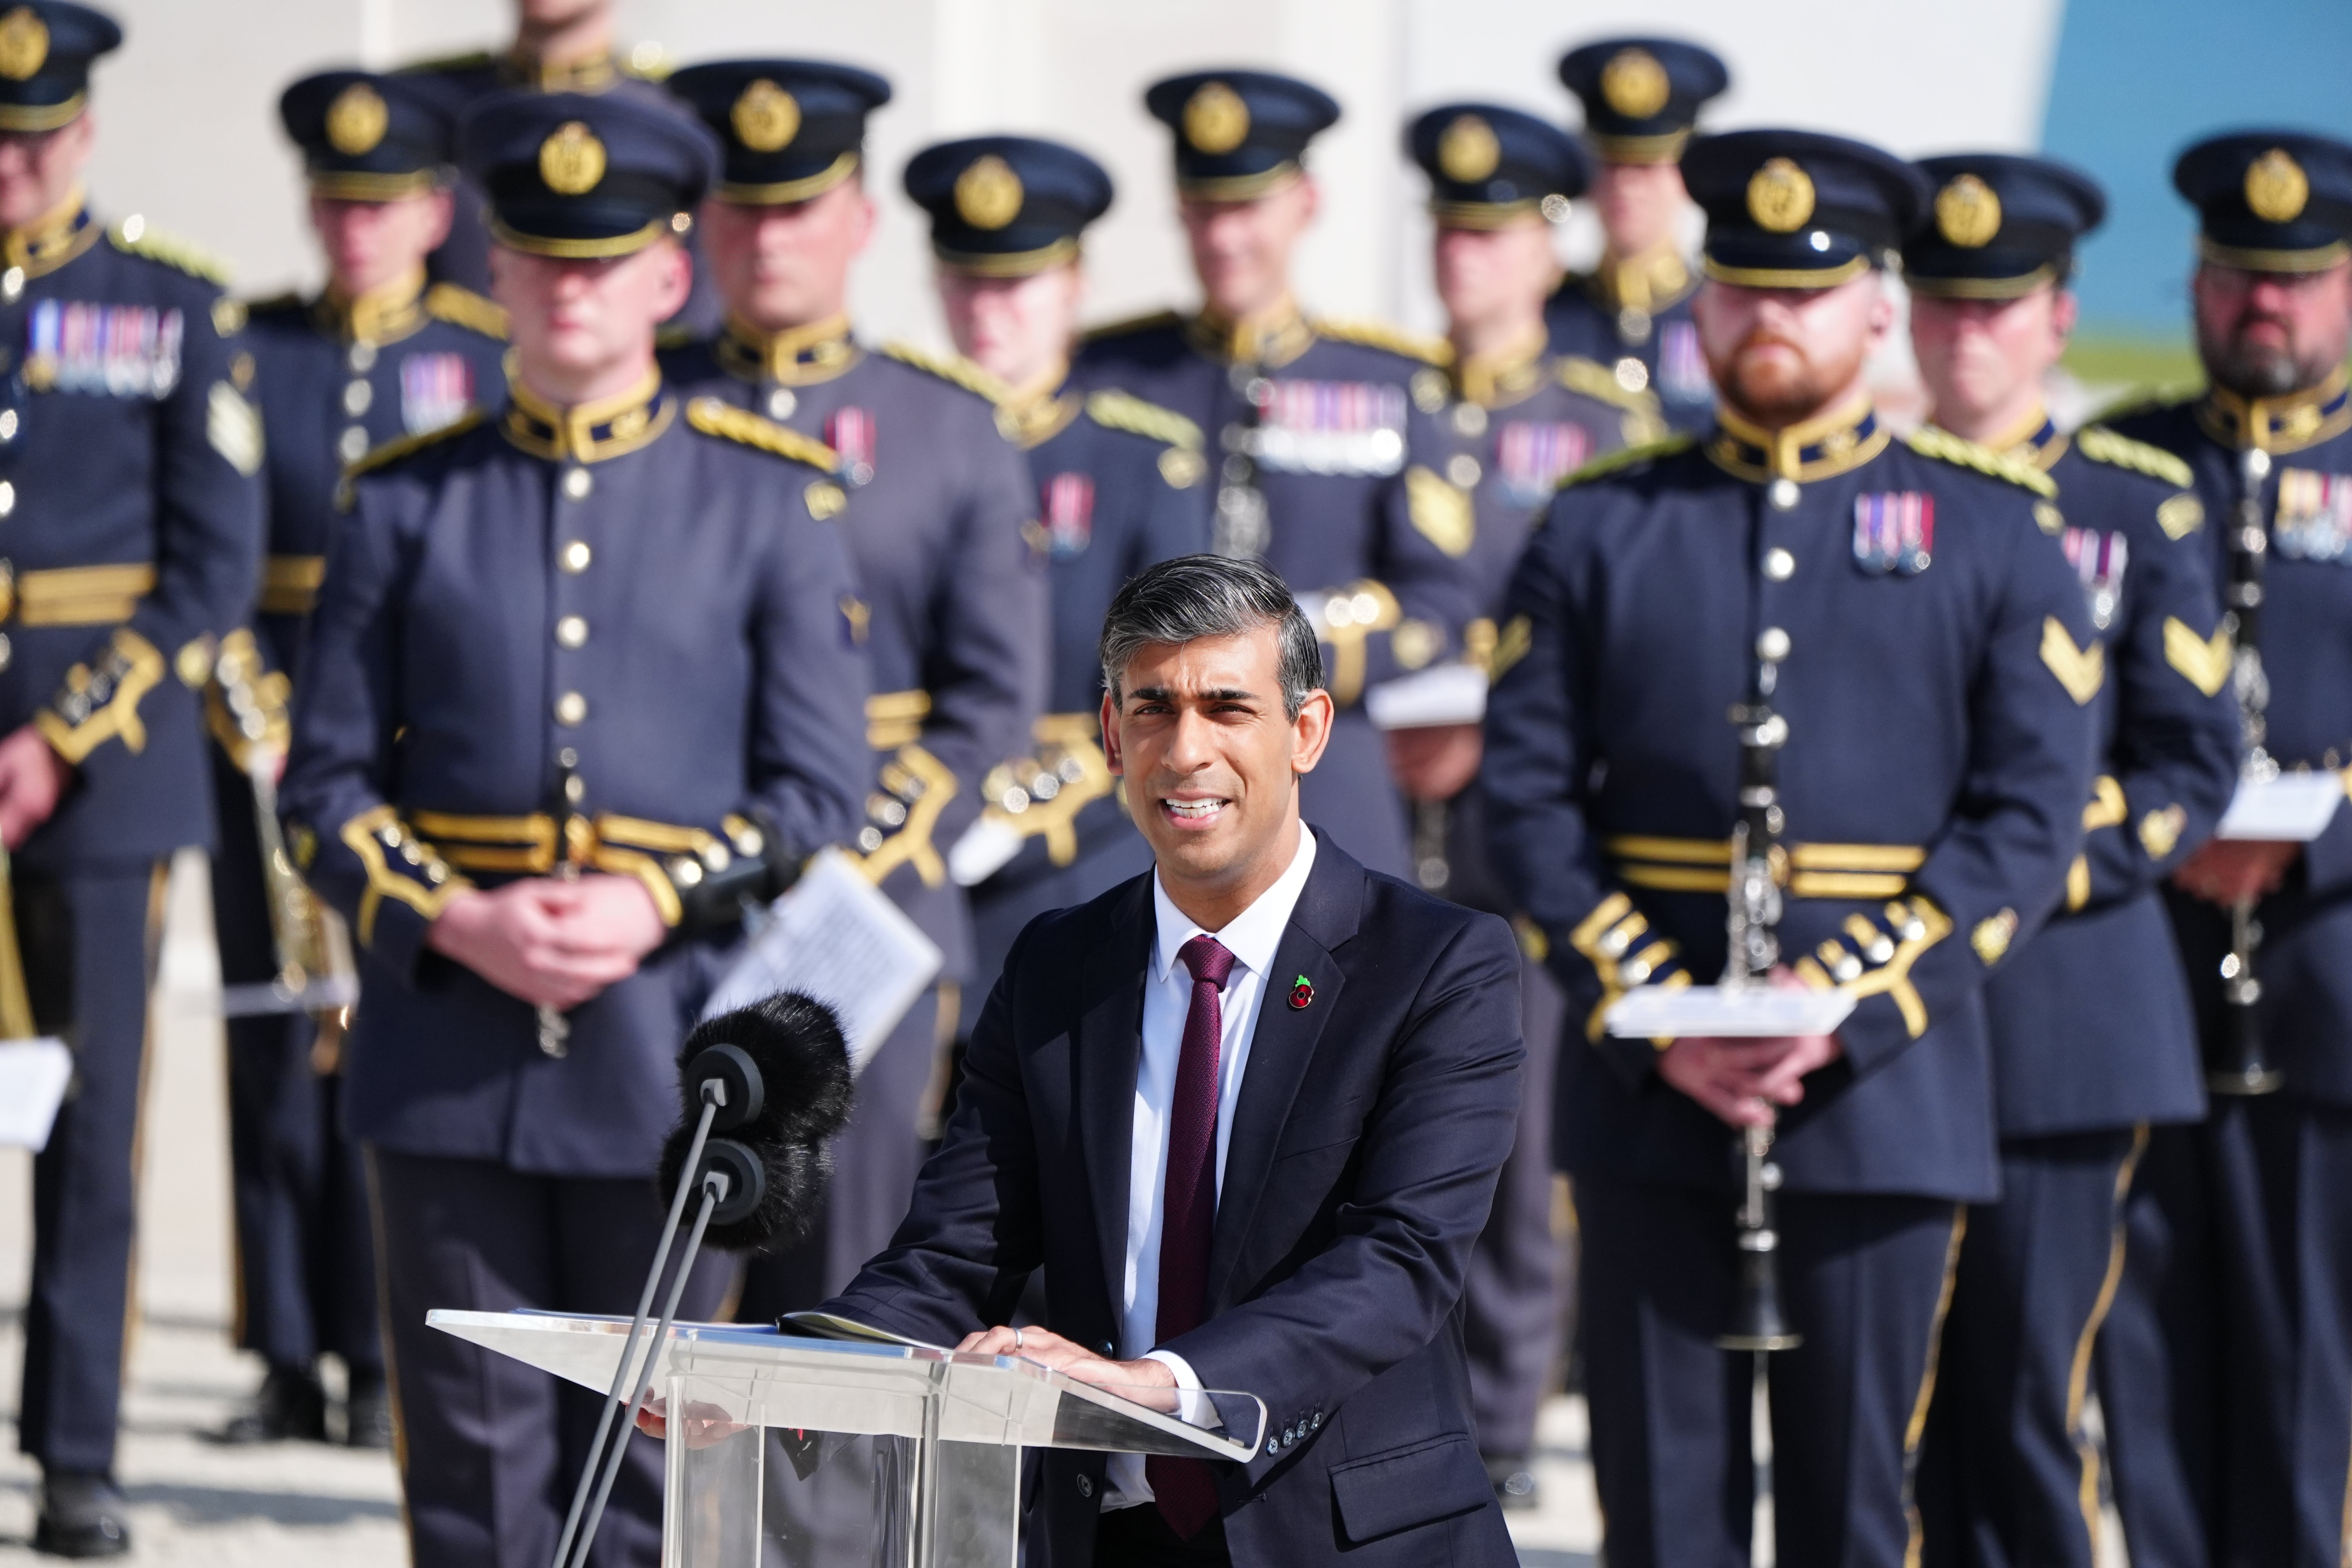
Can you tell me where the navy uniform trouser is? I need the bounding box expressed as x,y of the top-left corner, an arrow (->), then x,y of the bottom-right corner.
2093,1120 -> 2220,1568
1579,1179 -> 1964,1568
368,1148 -> 731,1568
1916,1125 -> 2147,1568
17,861 -> 163,1476
211,750 -> 380,1378
1463,946 -> 1568,1462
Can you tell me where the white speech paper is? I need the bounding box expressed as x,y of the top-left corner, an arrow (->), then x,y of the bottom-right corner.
0,1038 -> 73,1150
2217,771 -> 2345,843
701,849 -> 943,1072
1606,985 -> 1857,1040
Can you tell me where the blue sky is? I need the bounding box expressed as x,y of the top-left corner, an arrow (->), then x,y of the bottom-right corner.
2041,0 -> 2352,336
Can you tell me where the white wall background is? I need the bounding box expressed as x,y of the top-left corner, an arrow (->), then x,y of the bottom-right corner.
89,0 -> 2064,346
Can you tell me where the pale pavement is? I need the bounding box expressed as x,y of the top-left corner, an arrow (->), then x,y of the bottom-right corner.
0,854 -> 2126,1567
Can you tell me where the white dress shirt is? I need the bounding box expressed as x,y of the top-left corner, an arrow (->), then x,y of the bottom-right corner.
1103,826 -> 1318,1511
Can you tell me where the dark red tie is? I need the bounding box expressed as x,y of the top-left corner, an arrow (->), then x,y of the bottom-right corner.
1148,934 -> 1235,1539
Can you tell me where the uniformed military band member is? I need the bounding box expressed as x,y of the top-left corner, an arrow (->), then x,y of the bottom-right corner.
658,59 -> 1047,1310
1547,38 -> 1727,432
901,134 -> 1207,993
1391,100 -> 1657,1508
1485,130 -> 2102,1568
1073,69 -> 1479,884
0,4 -> 265,1554
200,68 -> 510,1455
397,0 -> 718,332
278,92 -> 869,1566
2097,130 -> 2352,1568
1898,154 -> 2239,1568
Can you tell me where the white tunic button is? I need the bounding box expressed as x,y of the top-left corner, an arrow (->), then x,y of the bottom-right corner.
1757,627 -> 1791,664
343,381 -> 372,416
554,691 -> 587,726
339,426 -> 370,463
766,388 -> 797,420
560,540 -> 592,573
1763,548 -> 1795,581
562,468 -> 593,500
1447,454 -> 1482,488
555,615 -> 588,649
1768,477 -> 1800,511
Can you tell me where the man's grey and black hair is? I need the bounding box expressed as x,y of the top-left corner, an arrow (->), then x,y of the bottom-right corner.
1099,555 -> 1324,719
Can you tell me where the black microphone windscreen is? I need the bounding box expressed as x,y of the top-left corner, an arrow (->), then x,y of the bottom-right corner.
656,993 -> 855,1254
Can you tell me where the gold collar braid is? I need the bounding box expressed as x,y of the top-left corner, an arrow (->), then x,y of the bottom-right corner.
503,368 -> 673,463
718,312 -> 858,386
1187,296 -> 1313,368
1707,395 -> 1888,483
316,267 -> 428,345
2198,367 -> 2352,454
2,188 -> 98,279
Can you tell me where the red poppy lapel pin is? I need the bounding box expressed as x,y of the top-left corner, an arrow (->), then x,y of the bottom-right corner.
1288,974 -> 1314,1009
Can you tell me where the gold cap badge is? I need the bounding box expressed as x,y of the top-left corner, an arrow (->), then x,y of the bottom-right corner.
539,121 -> 607,196
1437,114 -> 1500,183
1746,157 -> 1815,233
2245,147 -> 2309,224
1935,174 -> 2002,248
0,7 -> 49,82
1600,48 -> 1671,120
731,79 -> 800,154
325,83 -> 389,158
953,154 -> 1023,229
1183,82 -> 1249,156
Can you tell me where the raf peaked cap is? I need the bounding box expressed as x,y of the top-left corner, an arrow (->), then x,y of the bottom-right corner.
281,70 -> 458,200
903,134 -> 1111,276
458,90 -> 717,259
0,1 -> 118,132
1144,69 -> 1339,199
1904,153 -> 2106,299
1683,128 -> 1929,288
2174,130 -> 2352,273
1556,37 -> 1728,164
1407,102 -> 1590,227
667,59 -> 892,205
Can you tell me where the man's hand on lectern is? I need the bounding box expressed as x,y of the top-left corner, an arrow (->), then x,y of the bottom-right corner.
957,1325 -> 1181,1414
634,1396 -> 750,1446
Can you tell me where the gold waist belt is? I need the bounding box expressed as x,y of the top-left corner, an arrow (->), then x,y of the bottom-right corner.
1606,834 -> 1927,900
0,563 -> 156,626
259,554 -> 327,616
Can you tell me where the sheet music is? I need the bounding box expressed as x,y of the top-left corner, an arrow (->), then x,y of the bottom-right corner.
2217,771 -> 2345,842
701,849 -> 942,1072
0,1038 -> 72,1149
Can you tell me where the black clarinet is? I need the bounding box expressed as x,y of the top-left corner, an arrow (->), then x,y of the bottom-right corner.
537,761 -> 583,1060
2212,445 -> 2285,1096
1719,624 -> 1801,1352
1213,362 -> 1271,560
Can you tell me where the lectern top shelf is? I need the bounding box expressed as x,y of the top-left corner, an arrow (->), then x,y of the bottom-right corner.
426,1308 -> 1266,1462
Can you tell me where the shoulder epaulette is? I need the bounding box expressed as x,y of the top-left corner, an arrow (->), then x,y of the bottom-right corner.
337,410 -> 485,504
241,290 -> 304,316
880,341 -> 1008,402
423,282 -> 508,341
2087,388 -> 2195,428
1906,425 -> 2058,498
2073,424 -> 2195,490
1557,354 -> 1665,414
1309,315 -> 1451,365
685,396 -> 839,471
1557,433 -> 1697,490
109,221 -> 231,285
395,49 -> 493,74
1083,388 -> 1202,450
1080,308 -> 1183,342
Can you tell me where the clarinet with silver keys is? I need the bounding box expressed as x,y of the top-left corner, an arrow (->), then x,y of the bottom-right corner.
1719,624 -> 1801,1352
2212,445 -> 2285,1096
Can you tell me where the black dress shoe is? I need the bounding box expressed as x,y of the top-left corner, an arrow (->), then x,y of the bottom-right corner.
344,1372 -> 395,1450
209,1363 -> 328,1445
33,1471 -> 131,1559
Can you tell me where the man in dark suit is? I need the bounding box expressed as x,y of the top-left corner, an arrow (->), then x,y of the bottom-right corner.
817,555 -> 1526,1567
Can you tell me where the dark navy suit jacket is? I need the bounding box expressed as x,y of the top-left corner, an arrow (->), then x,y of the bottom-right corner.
823,836 -> 1524,1567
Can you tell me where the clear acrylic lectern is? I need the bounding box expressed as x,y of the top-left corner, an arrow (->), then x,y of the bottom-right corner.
429,1309 -> 1267,1568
